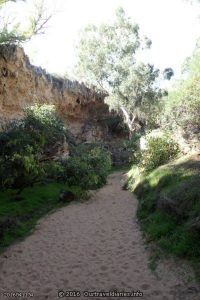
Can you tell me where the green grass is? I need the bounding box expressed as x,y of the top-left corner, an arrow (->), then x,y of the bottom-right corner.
0,183 -> 86,252
128,154 -> 200,279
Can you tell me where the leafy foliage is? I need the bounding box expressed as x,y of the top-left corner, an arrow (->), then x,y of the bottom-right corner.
0,0 -> 51,44
0,111 -> 112,250
162,41 -> 200,133
43,161 -> 64,182
23,104 -> 65,155
63,144 -> 112,189
139,136 -> 180,172
0,103 -> 112,192
75,7 -> 162,135
0,104 -> 65,190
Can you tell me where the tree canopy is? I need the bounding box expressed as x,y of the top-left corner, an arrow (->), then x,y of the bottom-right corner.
75,7 -> 162,136
0,0 -> 51,44
162,38 -> 200,132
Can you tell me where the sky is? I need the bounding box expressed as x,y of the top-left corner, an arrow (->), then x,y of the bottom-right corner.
5,0 -> 200,79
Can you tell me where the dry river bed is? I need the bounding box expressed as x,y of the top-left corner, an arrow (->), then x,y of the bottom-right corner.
0,172 -> 199,300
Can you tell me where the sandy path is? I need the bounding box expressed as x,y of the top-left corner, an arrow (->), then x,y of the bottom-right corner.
0,172 -> 199,300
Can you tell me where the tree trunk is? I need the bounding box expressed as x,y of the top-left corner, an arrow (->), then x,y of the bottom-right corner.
120,106 -> 136,140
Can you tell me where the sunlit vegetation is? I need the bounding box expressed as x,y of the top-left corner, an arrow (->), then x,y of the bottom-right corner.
75,7 -> 164,138
161,40 -> 200,135
127,155 -> 200,278
120,36 -> 200,275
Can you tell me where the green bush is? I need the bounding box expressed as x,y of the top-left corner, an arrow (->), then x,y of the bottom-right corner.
0,145 -> 43,190
0,104 -> 66,190
43,161 -> 65,182
23,104 -> 65,154
63,157 -> 98,189
63,144 -> 112,189
86,146 -> 112,183
0,105 -> 112,192
140,136 -> 180,172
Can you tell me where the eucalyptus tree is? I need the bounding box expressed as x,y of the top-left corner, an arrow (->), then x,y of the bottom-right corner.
75,7 -> 162,137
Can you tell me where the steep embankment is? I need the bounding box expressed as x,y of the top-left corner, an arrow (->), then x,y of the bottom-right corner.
0,45 -> 110,142
128,154 -> 200,276
0,172 -> 199,300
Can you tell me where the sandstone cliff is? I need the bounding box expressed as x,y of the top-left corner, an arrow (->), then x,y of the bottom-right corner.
0,44 -> 110,142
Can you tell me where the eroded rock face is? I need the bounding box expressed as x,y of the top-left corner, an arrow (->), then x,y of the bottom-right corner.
0,44 -> 110,142
0,45 -> 131,164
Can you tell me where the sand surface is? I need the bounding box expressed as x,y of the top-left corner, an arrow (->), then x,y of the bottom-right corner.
0,172 -> 200,300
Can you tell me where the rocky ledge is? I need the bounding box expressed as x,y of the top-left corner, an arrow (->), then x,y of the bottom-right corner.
0,44 -> 110,141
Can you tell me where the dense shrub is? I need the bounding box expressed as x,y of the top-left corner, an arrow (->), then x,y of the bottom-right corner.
63,144 -> 112,189
0,104 -> 66,190
140,136 -> 180,172
84,146 -> 112,183
23,104 -> 65,154
43,161 -> 65,182
0,105 -> 112,192
0,145 -> 44,189
63,157 -> 97,188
